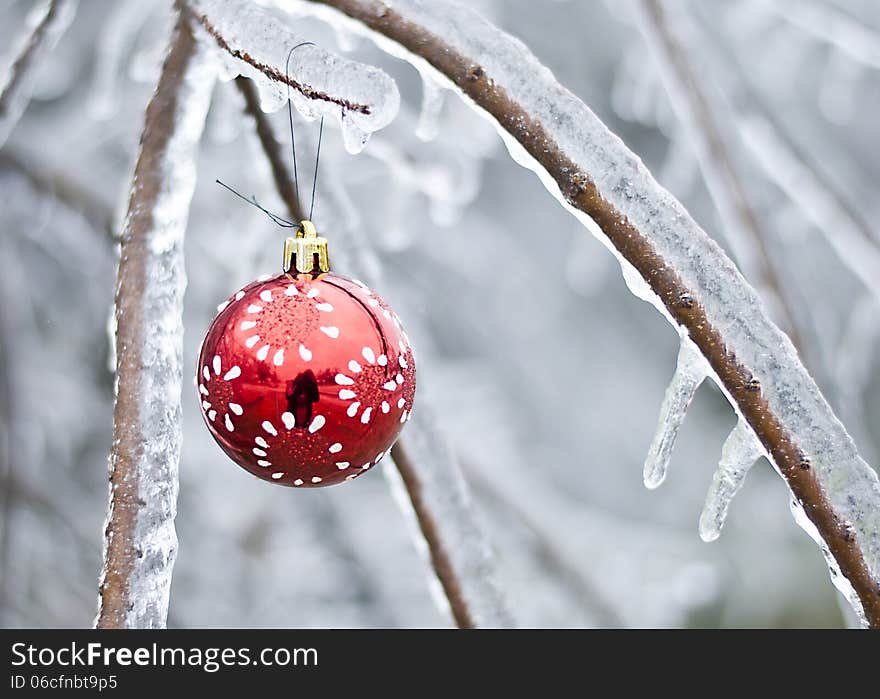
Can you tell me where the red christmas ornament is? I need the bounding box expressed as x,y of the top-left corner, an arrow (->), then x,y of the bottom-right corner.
197,221 -> 415,487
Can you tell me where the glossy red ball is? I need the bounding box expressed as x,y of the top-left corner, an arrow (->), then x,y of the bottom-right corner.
197,272 -> 416,487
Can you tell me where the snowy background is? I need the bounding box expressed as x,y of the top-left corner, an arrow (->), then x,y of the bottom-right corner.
1,0 -> 879,628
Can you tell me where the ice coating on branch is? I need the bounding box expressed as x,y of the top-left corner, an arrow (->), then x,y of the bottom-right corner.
643,337 -> 708,489
299,0 -> 880,620
190,0 -> 399,153
0,0 -> 77,148
699,420 -> 765,542
96,26 -> 216,629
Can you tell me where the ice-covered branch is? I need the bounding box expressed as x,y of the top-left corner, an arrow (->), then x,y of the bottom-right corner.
234,79 -> 511,627
632,0 -> 805,352
187,0 -> 399,153
0,0 -> 77,148
95,6 -> 215,629
302,0 -> 880,626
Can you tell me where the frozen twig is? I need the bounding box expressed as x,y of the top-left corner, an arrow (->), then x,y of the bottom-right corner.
96,5 -> 215,629
633,0 -> 805,353
0,0 -> 77,148
191,4 -> 369,114
237,80 -> 510,627
304,0 -> 880,627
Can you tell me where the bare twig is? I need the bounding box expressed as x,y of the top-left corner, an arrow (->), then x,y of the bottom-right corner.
634,0 -> 806,354
307,0 -> 880,627
96,5 -> 214,629
235,79 -> 510,627
0,0 -> 76,147
235,76 -> 306,222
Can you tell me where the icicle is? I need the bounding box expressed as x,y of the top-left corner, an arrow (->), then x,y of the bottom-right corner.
643,337 -> 707,489
699,420 -> 764,542
340,108 -> 370,154
415,73 -> 444,141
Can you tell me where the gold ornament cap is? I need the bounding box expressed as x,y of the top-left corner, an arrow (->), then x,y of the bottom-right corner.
283,220 -> 330,274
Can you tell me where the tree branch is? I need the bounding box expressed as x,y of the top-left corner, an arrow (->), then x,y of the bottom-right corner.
306,0 -> 880,627
0,0 -> 76,147
186,2 -> 370,114
233,80 -> 511,627
95,4 -> 214,629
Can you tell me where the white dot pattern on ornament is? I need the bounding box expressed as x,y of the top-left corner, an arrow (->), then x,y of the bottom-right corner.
204,277 -> 414,486
198,355 -> 243,434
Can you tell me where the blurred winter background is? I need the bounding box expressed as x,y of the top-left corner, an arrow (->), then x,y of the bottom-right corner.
1,0 -> 879,628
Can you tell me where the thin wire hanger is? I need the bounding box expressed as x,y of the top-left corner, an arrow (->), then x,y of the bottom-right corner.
217,41 -> 326,227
